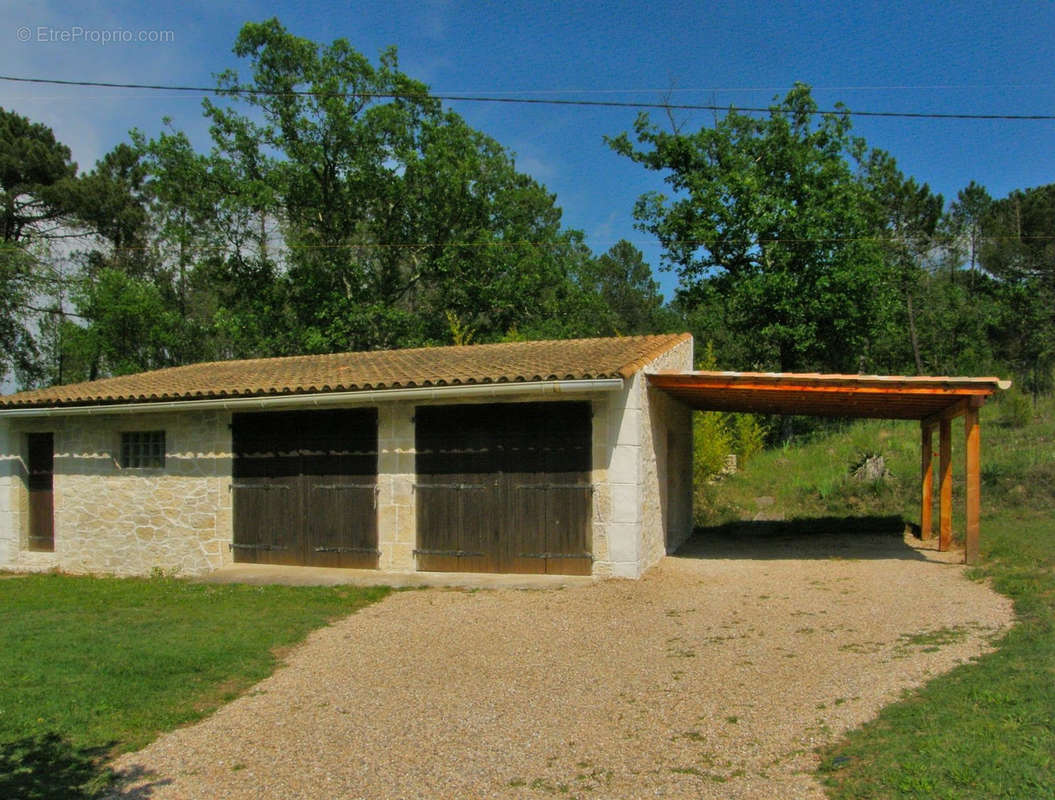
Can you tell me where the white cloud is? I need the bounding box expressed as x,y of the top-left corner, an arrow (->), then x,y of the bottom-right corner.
0,1 -> 240,168
510,148 -> 557,184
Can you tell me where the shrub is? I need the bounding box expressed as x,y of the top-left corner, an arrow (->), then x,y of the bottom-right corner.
693,410 -> 733,482
997,387 -> 1032,428
732,413 -> 767,465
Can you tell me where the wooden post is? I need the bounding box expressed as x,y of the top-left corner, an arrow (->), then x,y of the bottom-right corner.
965,404 -> 981,564
920,423 -> 934,540
939,418 -> 953,551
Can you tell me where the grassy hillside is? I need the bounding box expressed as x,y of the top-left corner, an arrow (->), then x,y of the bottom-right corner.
695,391 -> 1055,799
696,390 -> 1053,530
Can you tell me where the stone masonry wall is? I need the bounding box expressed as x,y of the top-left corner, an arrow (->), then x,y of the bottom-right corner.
377,403 -> 416,572
0,419 -> 20,570
591,379 -> 642,578
589,335 -> 694,579
0,411 -> 232,577
639,338 -> 695,570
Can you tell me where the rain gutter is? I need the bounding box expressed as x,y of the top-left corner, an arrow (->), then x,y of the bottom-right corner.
0,378 -> 625,419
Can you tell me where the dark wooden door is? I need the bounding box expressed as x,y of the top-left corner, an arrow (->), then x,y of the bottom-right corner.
302,411 -> 379,568
231,413 -> 301,565
232,410 -> 378,568
416,402 -> 593,575
27,432 -> 54,552
415,405 -> 504,573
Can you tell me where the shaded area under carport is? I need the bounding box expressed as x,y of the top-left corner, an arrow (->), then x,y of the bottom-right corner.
648,370 -> 1011,564
673,516 -> 961,564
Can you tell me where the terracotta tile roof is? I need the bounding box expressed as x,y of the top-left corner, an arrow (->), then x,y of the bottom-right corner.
0,334 -> 691,409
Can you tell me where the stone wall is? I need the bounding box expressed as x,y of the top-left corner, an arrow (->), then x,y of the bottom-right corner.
639,338 -> 695,569
0,411 -> 232,577
0,419 -> 20,570
591,379 -> 642,578
376,403 -> 416,572
591,335 -> 695,578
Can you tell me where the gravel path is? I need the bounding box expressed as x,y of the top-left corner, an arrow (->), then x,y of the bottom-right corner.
109,531 -> 1013,799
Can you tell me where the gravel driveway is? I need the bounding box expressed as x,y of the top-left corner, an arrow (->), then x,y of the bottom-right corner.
109,530 -> 1013,799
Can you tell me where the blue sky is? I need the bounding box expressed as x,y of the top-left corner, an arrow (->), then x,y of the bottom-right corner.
2,0 -> 1053,298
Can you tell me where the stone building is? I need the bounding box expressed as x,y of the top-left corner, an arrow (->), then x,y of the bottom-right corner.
0,334 -> 694,579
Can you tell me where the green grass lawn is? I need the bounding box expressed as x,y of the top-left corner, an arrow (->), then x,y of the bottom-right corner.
698,392 -> 1055,798
818,505 -> 1055,799
0,575 -> 391,799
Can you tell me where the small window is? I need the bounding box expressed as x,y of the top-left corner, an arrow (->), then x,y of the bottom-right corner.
120,431 -> 165,469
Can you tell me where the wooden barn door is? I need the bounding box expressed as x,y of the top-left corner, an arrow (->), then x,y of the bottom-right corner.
26,432 -> 54,552
415,404 -> 505,573
415,402 -> 593,575
232,410 -> 378,567
302,410 -> 379,568
504,403 -> 593,575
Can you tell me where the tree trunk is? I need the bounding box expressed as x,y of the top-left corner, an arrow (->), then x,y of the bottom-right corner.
259,210 -> 268,261
906,292 -> 923,374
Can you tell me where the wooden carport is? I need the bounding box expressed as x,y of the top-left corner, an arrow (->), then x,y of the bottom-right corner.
647,371 -> 1011,564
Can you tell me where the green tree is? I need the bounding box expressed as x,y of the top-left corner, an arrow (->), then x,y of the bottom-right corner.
196,18 -> 590,353
0,108 -> 79,382
48,142 -> 161,383
609,84 -> 896,373
70,143 -> 154,279
578,240 -> 669,335
862,150 -> 944,373
70,269 -> 184,377
913,270 -> 997,376
134,119 -> 290,362
946,180 -> 993,283
37,139 -> 206,384
0,108 -> 77,244
980,184 -> 1055,396
397,110 -> 594,344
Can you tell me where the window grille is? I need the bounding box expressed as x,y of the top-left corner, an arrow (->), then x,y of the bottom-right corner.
120,431 -> 165,469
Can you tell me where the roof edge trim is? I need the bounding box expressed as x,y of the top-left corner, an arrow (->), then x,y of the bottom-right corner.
618,332 -> 693,378
0,378 -> 624,418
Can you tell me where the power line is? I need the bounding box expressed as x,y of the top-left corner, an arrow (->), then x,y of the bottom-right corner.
435,83 -> 1055,95
2,74 -> 1054,121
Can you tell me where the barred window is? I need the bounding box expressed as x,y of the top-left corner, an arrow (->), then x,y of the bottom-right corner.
120,431 -> 165,469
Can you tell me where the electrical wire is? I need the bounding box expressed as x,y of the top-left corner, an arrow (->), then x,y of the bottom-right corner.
2,75 -> 1054,121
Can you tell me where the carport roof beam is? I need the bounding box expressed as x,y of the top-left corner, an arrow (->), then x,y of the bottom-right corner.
646,370 -> 1009,421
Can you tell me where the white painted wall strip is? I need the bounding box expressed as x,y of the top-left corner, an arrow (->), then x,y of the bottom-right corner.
0,378 -> 625,418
